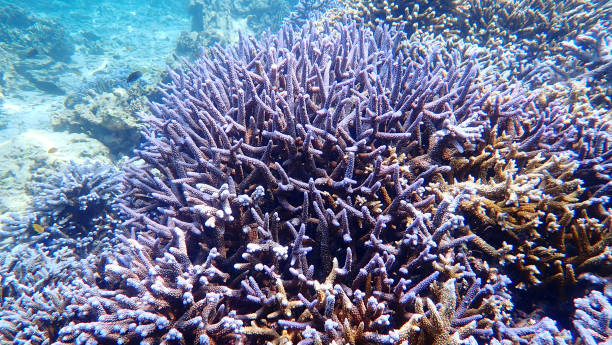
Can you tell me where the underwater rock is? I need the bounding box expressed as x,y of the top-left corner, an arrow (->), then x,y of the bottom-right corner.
175,18 -> 249,57
176,0 -> 293,57
52,87 -> 145,157
233,0 -> 293,33
175,30 -> 207,57
188,0 -> 205,32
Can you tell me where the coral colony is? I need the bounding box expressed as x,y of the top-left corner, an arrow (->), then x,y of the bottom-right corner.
0,14 -> 611,345
1,161 -> 122,255
44,19 -> 605,344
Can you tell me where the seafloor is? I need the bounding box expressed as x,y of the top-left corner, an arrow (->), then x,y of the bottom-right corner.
0,0 -> 610,344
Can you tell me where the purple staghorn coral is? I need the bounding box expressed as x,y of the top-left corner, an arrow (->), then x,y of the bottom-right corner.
561,23 -> 612,83
1,160 -> 123,255
0,242 -> 98,344
54,20 -> 570,344
573,282 -> 612,345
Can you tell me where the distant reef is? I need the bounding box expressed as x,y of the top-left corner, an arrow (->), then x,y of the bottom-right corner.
0,5 -> 75,97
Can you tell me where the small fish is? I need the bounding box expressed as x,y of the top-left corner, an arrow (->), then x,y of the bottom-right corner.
125,45 -> 133,51
32,223 -> 45,233
126,71 -> 143,84
24,48 -> 39,58
47,147 -> 58,153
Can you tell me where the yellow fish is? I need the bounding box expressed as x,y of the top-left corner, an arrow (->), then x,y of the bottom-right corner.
32,223 -> 45,233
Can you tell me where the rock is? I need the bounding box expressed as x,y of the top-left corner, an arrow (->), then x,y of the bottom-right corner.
52,87 -> 144,156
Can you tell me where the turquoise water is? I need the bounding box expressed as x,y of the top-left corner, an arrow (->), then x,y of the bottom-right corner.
0,1 -> 610,344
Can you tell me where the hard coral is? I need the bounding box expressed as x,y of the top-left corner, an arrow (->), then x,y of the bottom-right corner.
428,94 -> 612,294
0,243 -> 96,344
561,23 -> 612,106
6,160 -> 124,255
55,20 -> 571,345
334,0 -> 612,101
573,283 -> 612,345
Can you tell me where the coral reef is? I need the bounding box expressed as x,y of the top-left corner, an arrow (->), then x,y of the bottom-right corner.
233,0 -> 293,34
288,0 -> 340,27
332,0 -> 612,105
560,23 -> 612,106
0,283 -> 72,344
176,0 -> 294,57
175,0 -> 245,58
0,5 -> 74,96
0,5 -> 74,62
64,72 -> 132,109
336,0 -> 611,54
52,20 -> 577,344
337,0 -> 459,35
0,0 -> 608,342
314,1 -> 612,298
455,0 -> 611,54
424,85 -> 611,311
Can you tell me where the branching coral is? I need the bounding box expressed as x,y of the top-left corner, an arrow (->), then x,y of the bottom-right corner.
55,227 -> 244,345
457,0 -> 611,53
50,20 -> 575,344
0,242 -> 96,344
560,23 -> 612,106
427,93 -> 612,295
336,0 -> 611,56
1,160 -> 123,255
335,0 -> 461,35
573,283 -> 612,345
332,0 -> 612,105
0,284 -> 73,344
